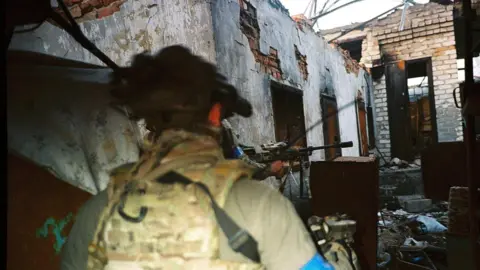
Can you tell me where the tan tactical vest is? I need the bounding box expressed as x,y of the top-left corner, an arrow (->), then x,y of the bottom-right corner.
87,130 -> 265,270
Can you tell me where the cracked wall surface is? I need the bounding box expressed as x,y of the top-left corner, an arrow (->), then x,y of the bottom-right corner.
10,0 -> 216,66
212,0 -> 373,165
8,0 -> 375,193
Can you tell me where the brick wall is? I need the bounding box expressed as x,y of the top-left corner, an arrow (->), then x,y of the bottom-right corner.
359,2 -> 463,158
239,0 -> 283,80
54,0 -> 127,22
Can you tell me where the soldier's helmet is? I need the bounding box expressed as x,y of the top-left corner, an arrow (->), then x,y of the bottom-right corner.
110,45 -> 252,134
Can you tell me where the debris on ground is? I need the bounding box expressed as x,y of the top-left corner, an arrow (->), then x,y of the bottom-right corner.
380,157 -> 422,172
376,200 -> 448,269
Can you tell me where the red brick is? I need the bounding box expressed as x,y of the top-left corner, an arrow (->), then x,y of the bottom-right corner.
64,0 -> 82,6
102,0 -> 119,6
97,0 -> 126,19
269,47 -> 278,56
69,4 -> 82,18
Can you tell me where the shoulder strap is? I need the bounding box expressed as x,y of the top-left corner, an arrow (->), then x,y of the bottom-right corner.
156,171 -> 261,263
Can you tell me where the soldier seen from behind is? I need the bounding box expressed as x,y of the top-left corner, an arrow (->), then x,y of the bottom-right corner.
60,45 -> 335,270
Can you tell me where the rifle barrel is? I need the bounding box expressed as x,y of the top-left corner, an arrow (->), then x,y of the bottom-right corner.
300,141 -> 353,152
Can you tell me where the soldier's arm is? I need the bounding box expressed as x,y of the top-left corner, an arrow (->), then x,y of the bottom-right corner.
60,190 -> 109,270
238,154 -> 271,180
222,180 -> 334,270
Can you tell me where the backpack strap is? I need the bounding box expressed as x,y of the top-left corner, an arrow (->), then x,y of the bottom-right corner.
155,171 -> 261,263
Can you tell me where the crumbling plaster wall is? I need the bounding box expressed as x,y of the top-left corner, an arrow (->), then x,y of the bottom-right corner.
10,0 -> 216,65
212,0 -> 373,164
8,0 -> 216,194
360,3 -> 462,158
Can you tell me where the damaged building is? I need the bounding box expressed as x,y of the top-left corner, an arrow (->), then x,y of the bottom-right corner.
7,0 -> 376,269
322,1 -> 465,161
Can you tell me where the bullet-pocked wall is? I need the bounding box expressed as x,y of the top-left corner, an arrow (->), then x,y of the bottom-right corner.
8,0 -> 216,193
212,0 -> 373,163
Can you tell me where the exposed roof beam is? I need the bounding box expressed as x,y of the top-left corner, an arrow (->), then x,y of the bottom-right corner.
328,3 -> 404,43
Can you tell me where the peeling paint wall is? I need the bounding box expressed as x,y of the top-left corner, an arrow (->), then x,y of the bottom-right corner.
212,0 -> 372,164
10,0 -> 216,66
8,0 -> 374,194
8,0 -> 216,193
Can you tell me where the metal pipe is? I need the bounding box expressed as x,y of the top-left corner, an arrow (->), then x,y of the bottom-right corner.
328,3 -> 404,43
310,0 -> 364,22
461,0 -> 479,269
398,0 -> 409,31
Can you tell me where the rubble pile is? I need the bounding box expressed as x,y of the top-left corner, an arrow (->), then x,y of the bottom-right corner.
376,202 -> 449,269
381,157 -> 421,171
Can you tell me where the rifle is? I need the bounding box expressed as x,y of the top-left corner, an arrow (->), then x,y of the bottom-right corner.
241,141 -> 353,198
241,141 -> 353,164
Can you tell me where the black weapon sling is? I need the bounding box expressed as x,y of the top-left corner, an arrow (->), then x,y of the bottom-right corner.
155,171 -> 261,263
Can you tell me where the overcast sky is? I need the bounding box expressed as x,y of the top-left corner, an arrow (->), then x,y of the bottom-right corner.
280,0 -> 430,30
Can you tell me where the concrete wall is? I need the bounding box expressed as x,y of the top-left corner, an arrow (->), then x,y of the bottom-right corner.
8,0 -> 216,194
8,0 -> 373,193
10,0 -> 216,65
212,0 -> 372,164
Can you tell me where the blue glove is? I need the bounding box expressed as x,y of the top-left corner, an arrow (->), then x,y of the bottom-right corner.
300,254 -> 335,270
232,146 -> 245,159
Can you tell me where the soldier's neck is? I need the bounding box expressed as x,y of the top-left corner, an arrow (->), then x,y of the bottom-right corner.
153,129 -> 223,160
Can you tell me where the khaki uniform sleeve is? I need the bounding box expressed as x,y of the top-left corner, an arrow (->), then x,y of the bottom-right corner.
221,180 -> 317,269
60,190 -> 109,270
238,154 -> 271,180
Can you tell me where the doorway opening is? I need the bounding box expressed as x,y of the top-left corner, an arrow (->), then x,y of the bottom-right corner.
321,94 -> 342,160
271,82 -> 307,150
385,58 -> 437,161
356,91 -> 369,156
406,59 -> 437,157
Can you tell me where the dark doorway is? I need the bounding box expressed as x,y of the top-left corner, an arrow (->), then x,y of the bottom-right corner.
321,94 -> 342,160
385,58 -> 437,161
356,92 -> 369,156
271,82 -> 307,149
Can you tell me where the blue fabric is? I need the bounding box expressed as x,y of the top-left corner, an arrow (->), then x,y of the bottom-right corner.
232,146 -> 245,158
300,254 -> 335,270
